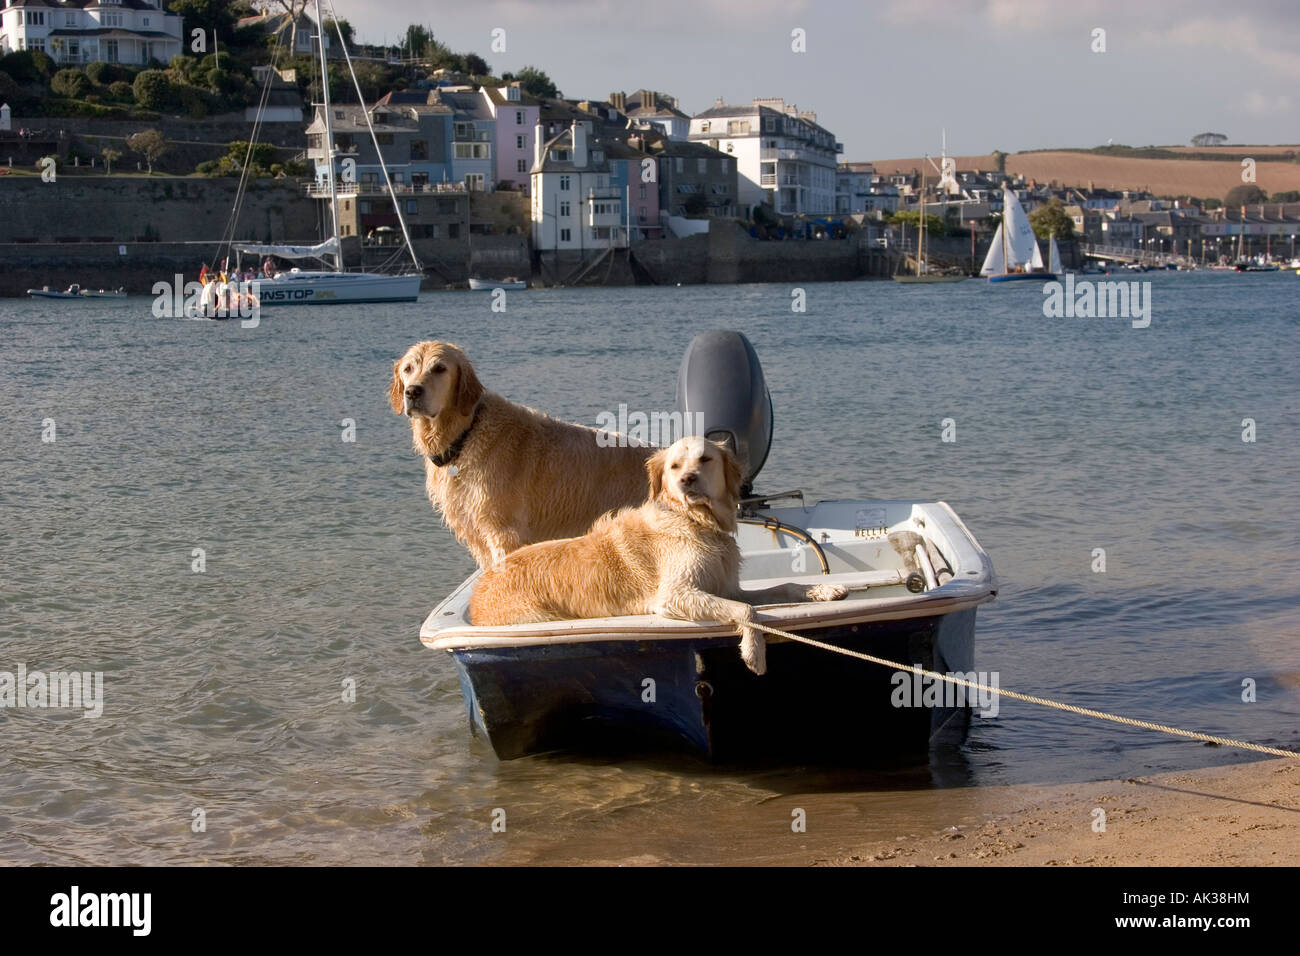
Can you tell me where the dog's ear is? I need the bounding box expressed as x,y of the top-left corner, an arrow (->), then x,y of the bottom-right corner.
387,359 -> 405,414
720,442 -> 743,507
645,447 -> 668,502
454,353 -> 483,416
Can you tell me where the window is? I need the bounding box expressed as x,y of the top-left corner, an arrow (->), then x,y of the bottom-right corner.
142,16 -> 150,27
698,158 -> 707,174
406,199 -> 418,214
359,200 -> 372,213
638,185 -> 646,199
102,12 -> 123,27
464,174 -> 484,191
516,111 -> 523,125
674,158 -> 683,174
67,40 -> 79,59
559,201 -> 570,217
454,143 -> 490,159
29,39 -> 46,53
26,11 -> 46,25
437,198 -> 459,214
517,158 -> 526,173
454,122 -> 473,140
448,223 -> 460,238
375,134 -> 394,146
410,140 -> 427,160
551,148 -> 570,162
335,110 -> 344,120
560,228 -> 571,242
515,135 -> 524,149
592,150 -> 603,163
65,12 -> 77,26
559,175 -> 570,191
765,118 -> 775,132
700,121 -> 710,133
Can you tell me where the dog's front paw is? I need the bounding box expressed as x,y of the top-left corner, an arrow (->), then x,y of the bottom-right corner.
807,583 -> 848,602
739,627 -> 767,676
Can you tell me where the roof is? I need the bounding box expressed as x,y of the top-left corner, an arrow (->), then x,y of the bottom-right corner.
9,0 -> 175,10
482,85 -> 539,108
431,89 -> 493,121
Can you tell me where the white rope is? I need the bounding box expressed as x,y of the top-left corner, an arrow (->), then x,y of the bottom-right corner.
745,620 -> 1298,760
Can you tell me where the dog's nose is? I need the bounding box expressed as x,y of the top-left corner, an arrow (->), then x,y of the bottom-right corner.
405,384 -> 423,400
680,472 -> 698,486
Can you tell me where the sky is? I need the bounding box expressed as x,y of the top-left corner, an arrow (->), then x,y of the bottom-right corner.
325,0 -> 1300,161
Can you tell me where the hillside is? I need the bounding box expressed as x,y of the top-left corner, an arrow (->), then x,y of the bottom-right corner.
871,146 -> 1300,199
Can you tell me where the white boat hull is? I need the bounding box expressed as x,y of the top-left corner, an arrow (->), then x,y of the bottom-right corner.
468,277 -> 528,291
255,271 -> 421,306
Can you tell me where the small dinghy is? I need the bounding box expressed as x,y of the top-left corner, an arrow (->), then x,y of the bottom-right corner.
468,276 -> 527,290
420,332 -> 997,761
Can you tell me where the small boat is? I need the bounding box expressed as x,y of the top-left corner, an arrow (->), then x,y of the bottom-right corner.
27,284 -> 83,299
79,287 -> 127,298
982,188 -> 1055,283
468,276 -> 528,290
420,332 -> 998,762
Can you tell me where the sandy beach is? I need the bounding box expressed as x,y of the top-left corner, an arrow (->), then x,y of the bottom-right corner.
822,757 -> 1299,867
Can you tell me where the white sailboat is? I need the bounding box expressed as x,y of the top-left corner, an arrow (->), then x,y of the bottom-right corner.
222,0 -> 422,306
982,187 -> 1055,282
1048,235 -> 1064,275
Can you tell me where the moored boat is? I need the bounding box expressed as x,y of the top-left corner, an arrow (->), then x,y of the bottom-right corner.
419,332 -> 997,762
27,284 -> 83,299
468,276 -> 528,290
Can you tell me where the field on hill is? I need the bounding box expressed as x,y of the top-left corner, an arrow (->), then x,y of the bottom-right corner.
871,147 -> 1300,199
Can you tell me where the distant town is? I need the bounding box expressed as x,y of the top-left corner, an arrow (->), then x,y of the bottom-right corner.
2,0 -> 1299,294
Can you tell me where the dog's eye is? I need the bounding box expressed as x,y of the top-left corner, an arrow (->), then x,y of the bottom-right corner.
432,364 -> 446,374
699,456 -> 712,463
403,365 -> 413,374
669,463 -> 679,470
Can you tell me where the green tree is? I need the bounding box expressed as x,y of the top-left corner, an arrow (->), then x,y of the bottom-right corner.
51,68 -> 91,99
503,65 -> 557,99
323,17 -> 354,50
0,69 -> 18,103
133,69 -> 173,110
990,149 -> 1007,174
126,129 -> 169,174
683,192 -> 709,216
889,210 -> 946,237
1269,190 -> 1300,203
167,0 -> 240,39
1224,184 -> 1267,208
1028,198 -> 1075,240
101,146 -> 122,174
464,52 -> 490,76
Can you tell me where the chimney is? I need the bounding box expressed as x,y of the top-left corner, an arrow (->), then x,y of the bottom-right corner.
572,120 -> 587,168
610,91 -> 626,111
534,123 -> 544,169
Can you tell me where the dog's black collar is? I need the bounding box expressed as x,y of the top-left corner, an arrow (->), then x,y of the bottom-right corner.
428,405 -> 481,468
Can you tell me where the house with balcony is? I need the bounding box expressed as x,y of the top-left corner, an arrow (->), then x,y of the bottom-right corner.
1,0 -> 183,65
689,97 -> 841,216
334,186 -> 468,242
306,94 -> 453,201
531,120 -> 634,252
429,87 -> 495,192
480,82 -> 538,195
835,162 -> 877,215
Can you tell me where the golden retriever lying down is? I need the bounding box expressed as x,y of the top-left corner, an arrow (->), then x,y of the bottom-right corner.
390,341 -> 654,568
469,436 -> 847,674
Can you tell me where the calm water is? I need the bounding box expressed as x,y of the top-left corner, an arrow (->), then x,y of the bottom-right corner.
2,274 -> 1298,865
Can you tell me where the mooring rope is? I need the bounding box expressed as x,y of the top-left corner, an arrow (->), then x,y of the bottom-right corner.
745,619 -> 1297,759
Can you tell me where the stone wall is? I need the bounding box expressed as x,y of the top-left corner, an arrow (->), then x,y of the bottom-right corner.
0,176 -> 319,244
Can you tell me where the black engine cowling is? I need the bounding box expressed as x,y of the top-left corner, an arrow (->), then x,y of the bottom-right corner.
674,330 -> 773,494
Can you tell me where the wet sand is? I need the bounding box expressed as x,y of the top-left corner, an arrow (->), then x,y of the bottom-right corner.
821,758 -> 1300,867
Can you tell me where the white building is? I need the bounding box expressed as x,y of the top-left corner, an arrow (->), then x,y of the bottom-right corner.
0,0 -> 184,66
689,97 -> 841,216
530,120 -> 627,252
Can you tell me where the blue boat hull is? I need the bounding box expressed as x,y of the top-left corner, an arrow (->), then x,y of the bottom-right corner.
447,608 -> 979,761
987,272 -> 1056,283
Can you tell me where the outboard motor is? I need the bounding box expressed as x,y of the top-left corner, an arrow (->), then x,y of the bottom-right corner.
675,331 -> 773,497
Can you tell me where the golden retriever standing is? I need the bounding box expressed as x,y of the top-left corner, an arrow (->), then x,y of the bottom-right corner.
390,341 -> 654,568
469,436 -> 847,674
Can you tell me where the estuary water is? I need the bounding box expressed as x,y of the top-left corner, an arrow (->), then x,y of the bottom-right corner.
2,272 -> 1297,864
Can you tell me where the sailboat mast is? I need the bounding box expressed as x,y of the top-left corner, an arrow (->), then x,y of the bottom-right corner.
315,0 -> 342,271
918,165 -> 925,276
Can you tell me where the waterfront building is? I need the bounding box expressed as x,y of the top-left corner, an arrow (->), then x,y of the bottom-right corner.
480,83 -> 539,196
1,0 -> 183,65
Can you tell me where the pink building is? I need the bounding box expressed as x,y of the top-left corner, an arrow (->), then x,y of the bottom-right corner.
481,83 -> 539,196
